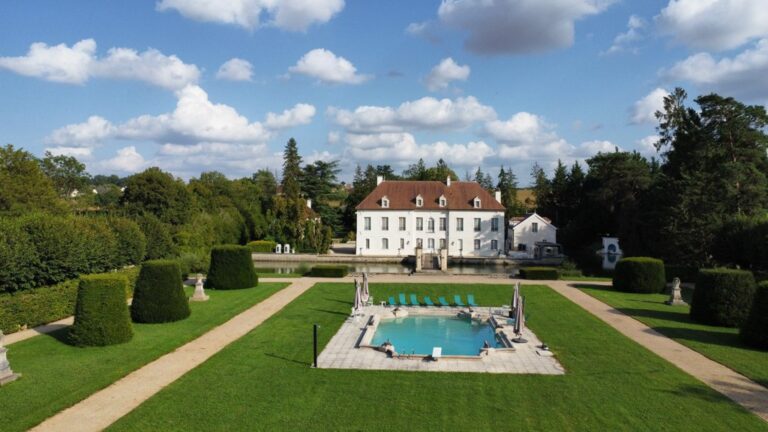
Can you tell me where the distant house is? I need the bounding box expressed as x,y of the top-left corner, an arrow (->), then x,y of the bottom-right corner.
355,177 -> 505,257
506,212 -> 561,259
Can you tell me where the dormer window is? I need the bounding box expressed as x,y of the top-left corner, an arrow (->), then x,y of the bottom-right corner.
473,197 -> 481,209
381,196 -> 390,208
439,195 -> 447,208
416,194 -> 423,207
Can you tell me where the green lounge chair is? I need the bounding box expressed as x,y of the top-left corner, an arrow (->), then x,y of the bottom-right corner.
410,294 -> 420,306
424,296 -> 435,306
454,295 -> 466,307
399,293 -> 408,305
388,296 -> 397,307
467,294 -> 479,307
438,296 -> 450,307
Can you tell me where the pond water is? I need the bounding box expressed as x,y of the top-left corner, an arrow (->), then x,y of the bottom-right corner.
253,261 -> 517,275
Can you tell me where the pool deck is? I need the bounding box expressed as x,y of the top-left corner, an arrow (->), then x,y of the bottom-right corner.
317,305 -> 565,374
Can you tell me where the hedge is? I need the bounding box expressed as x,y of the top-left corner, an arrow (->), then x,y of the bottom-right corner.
691,268 -> 756,327
248,240 -> 277,253
0,218 -> 40,293
69,274 -> 133,346
613,257 -> 666,293
131,260 -> 190,323
0,267 -> 139,334
109,217 -> 146,266
519,267 -> 559,280
740,281 -> 768,349
206,245 -> 258,290
137,214 -> 176,260
308,264 -> 349,278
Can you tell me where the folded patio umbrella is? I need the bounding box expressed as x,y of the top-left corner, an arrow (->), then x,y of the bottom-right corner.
361,272 -> 370,304
353,279 -> 363,314
514,296 -> 526,338
510,282 -> 520,317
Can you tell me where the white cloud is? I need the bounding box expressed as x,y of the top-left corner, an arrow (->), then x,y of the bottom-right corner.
577,140 -> 619,156
0,39 -> 199,90
98,146 -> 148,173
603,15 -> 645,55
216,58 -> 253,81
662,39 -> 768,99
656,0 -> 768,51
264,103 -> 316,129
425,57 -> 470,91
288,48 -> 370,84
45,115 -> 116,147
44,146 -> 94,158
485,112 -> 558,146
330,96 -> 495,133
156,0 -> 344,32
636,135 -> 660,156
436,0 -> 615,54
342,132 -> 494,167
630,88 -> 668,125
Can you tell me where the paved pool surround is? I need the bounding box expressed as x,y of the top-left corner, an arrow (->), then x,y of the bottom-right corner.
317,305 -> 565,374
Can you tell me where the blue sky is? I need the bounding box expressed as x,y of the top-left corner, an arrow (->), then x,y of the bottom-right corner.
2,0 -> 767,183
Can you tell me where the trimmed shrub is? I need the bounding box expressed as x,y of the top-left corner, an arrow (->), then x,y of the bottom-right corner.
691,268 -> 756,327
308,264 -> 349,278
178,247 -> 210,276
206,245 -> 258,290
519,267 -> 559,280
109,217 -> 147,266
131,260 -> 190,323
0,218 -> 40,293
0,267 -> 139,334
137,214 -> 175,260
69,274 -> 133,346
79,217 -> 119,273
248,240 -> 277,253
613,257 -> 666,293
741,281 -> 768,349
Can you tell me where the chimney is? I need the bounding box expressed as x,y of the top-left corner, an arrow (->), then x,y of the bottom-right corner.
306,199 -> 312,209
495,190 -> 502,204
446,176 -> 451,187
376,175 -> 384,185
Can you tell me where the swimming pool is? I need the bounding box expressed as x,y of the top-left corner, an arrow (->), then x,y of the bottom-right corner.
370,316 -> 501,356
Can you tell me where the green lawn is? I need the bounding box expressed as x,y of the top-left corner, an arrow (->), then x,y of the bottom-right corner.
256,272 -> 303,278
0,283 -> 288,432
578,284 -> 768,388
110,282 -> 766,431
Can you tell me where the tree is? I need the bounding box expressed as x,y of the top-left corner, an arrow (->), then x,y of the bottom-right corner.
497,166 -> 523,218
251,169 -> 277,212
281,138 -> 302,201
402,158 -> 428,180
120,167 -> 194,225
474,167 -> 494,191
549,160 -> 569,226
0,144 -> 64,214
39,151 -> 90,198
301,160 -> 343,234
530,163 -> 551,216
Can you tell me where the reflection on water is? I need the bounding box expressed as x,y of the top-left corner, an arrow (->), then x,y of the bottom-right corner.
254,261 -> 517,275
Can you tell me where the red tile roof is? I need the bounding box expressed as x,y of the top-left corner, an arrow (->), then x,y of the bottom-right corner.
356,180 -> 505,211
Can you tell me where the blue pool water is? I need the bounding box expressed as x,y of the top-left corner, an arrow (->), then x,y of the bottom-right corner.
371,316 -> 500,356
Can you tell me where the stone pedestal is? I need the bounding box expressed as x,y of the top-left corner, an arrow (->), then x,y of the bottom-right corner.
0,332 -> 20,386
666,277 -> 686,306
190,274 -> 209,302
415,247 -> 423,272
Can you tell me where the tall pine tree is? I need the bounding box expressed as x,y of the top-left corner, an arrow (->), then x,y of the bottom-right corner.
281,138 -> 302,201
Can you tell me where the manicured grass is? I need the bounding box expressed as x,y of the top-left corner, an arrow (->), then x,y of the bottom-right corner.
578,284 -> 768,388
110,283 -> 766,431
0,283 -> 288,432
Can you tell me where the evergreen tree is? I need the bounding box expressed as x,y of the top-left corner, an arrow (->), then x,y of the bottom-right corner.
403,158 -> 428,180
550,160 -> 569,226
530,163 -> 551,216
281,138 -> 302,201
474,167 -> 494,191
497,166 -> 523,218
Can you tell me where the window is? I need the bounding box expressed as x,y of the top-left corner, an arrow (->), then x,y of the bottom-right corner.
381,197 -> 389,208
381,217 -> 389,231
416,195 -> 423,207
428,218 -> 435,232
428,238 -> 435,249
518,243 -> 527,251
416,217 -> 423,231
532,222 -> 539,233
400,238 -> 405,249
474,239 -> 481,250
382,238 -> 389,249
439,238 -> 446,249
474,197 -> 481,208
474,218 -> 481,232
365,239 -> 370,249
439,195 -> 447,207
439,217 -> 446,231
417,238 -> 423,248
456,218 -> 464,231
364,217 -> 371,231
491,217 -> 499,232
491,240 -> 498,250
399,217 -> 406,231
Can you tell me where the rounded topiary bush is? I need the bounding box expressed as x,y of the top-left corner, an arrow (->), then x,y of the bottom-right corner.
691,268 -> 756,327
131,260 -> 190,323
247,240 -> 277,253
740,281 -> 768,349
69,274 -> 133,346
206,245 -> 258,290
612,257 -> 666,293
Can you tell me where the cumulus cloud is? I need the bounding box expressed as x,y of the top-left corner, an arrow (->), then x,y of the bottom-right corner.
576,140 -> 619,156
0,39 -> 199,90
656,0 -> 768,51
630,88 -> 668,125
216,58 -> 253,81
342,132 -> 494,167
424,57 -> 470,91
156,0 -> 345,31
661,39 -> 768,99
436,0 -> 615,55
330,96 -> 495,133
603,15 -> 645,55
98,146 -> 148,173
44,146 -> 94,158
264,103 -> 316,129
636,135 -> 660,156
45,115 -> 116,147
485,112 -> 558,146
288,48 -> 370,84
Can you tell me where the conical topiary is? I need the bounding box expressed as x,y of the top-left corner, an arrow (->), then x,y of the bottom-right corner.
206,245 -> 258,290
131,260 -> 191,323
69,274 -> 133,346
